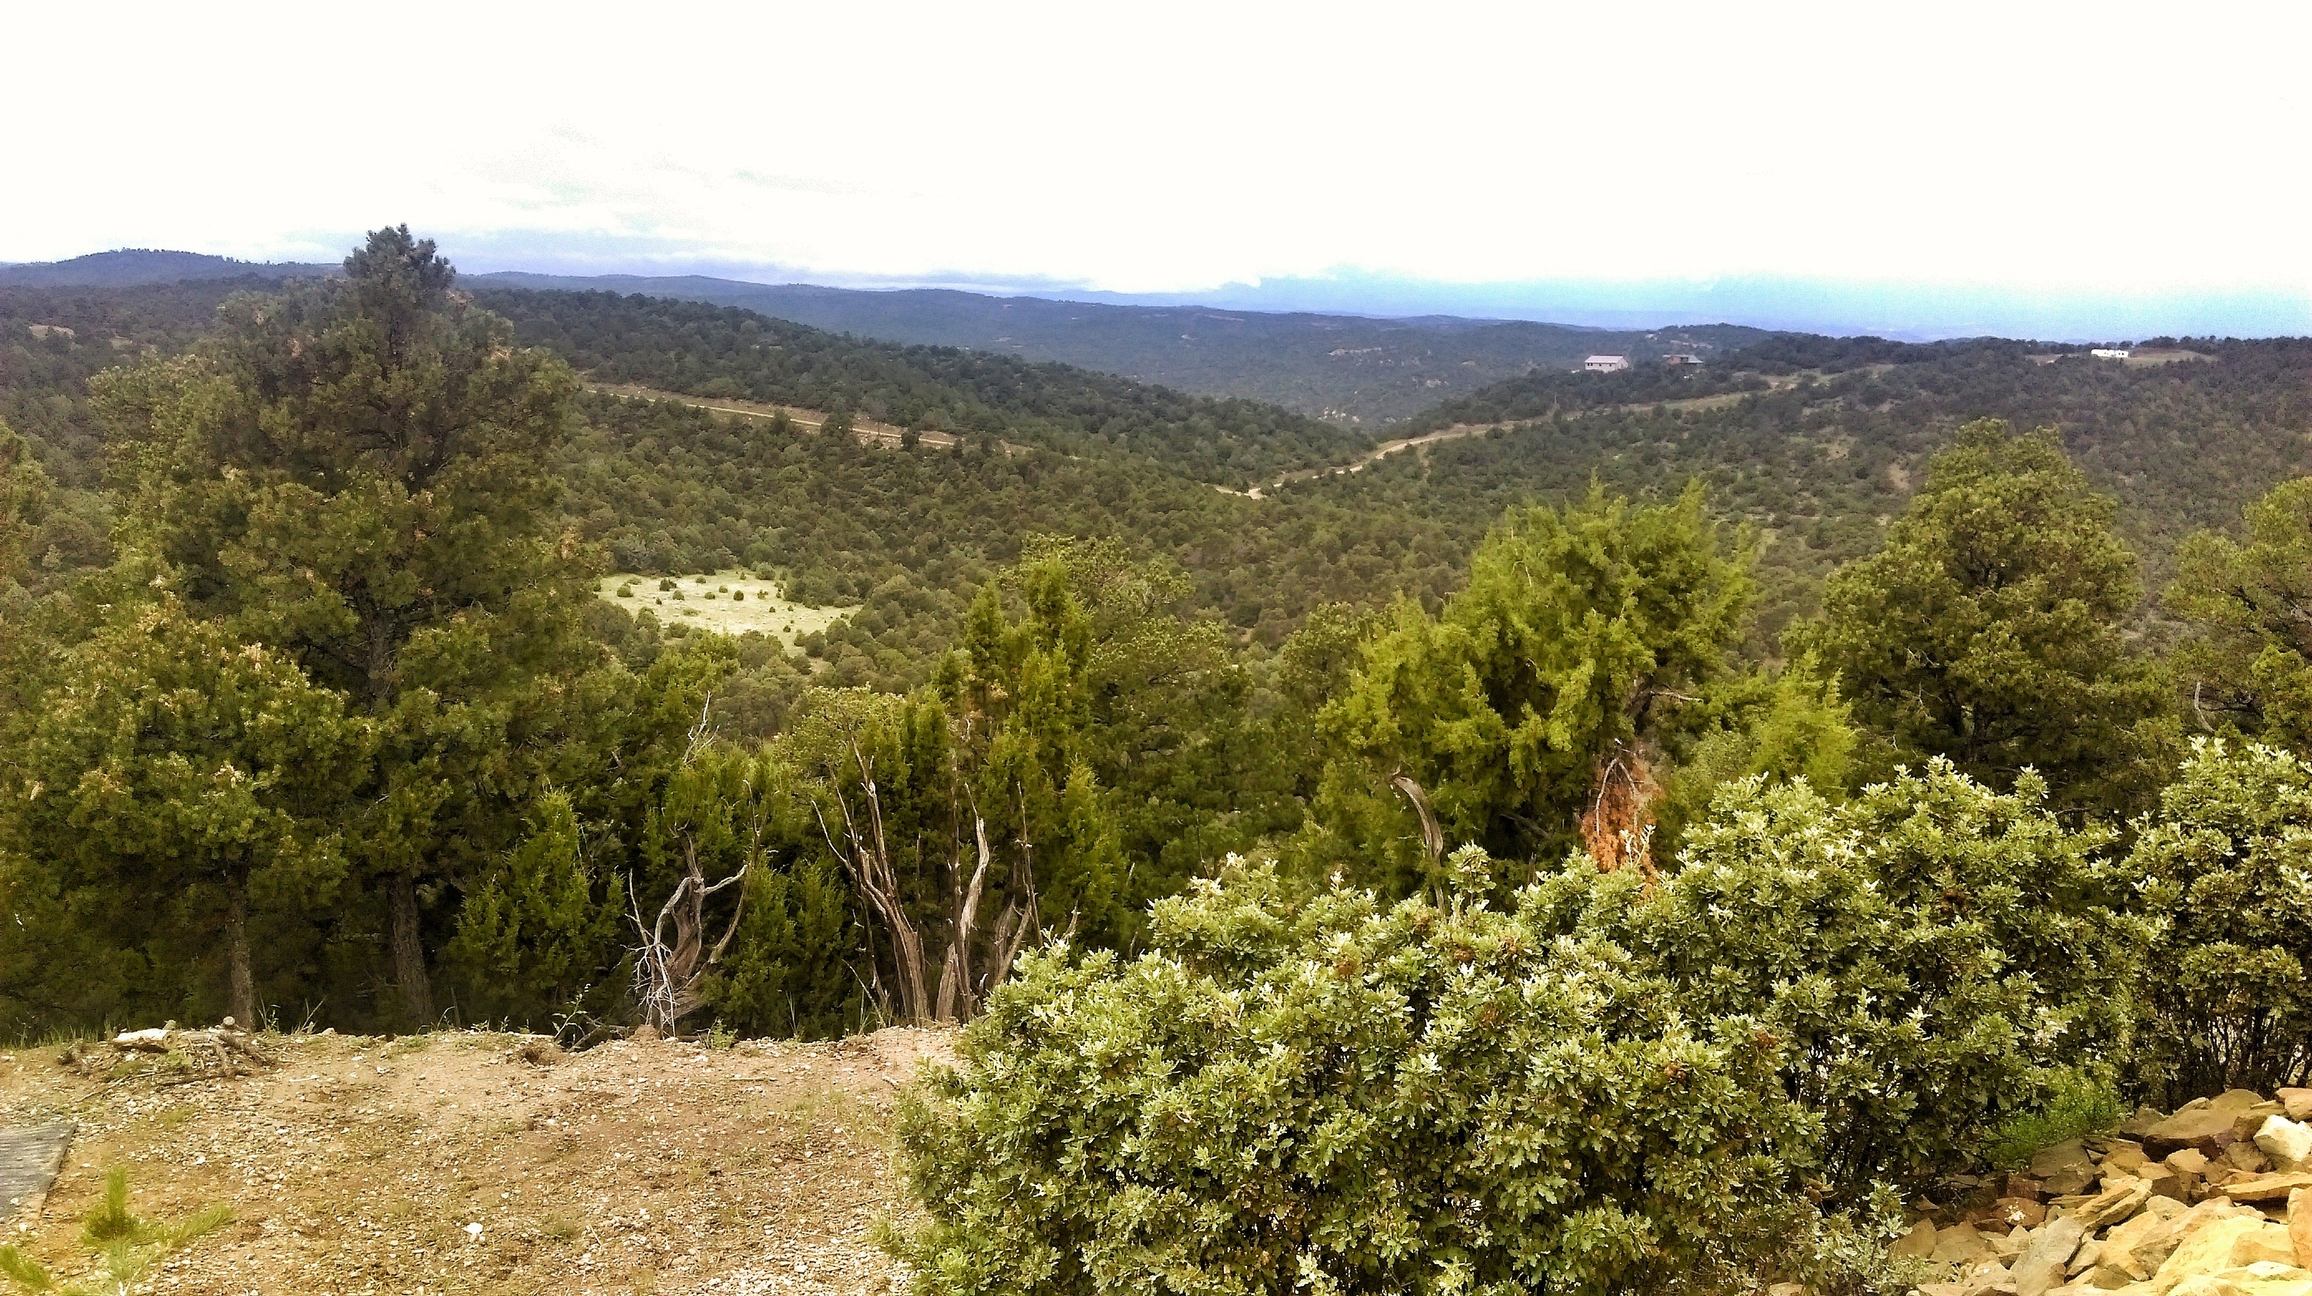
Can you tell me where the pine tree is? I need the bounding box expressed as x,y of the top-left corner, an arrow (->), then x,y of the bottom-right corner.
95,227 -> 599,1027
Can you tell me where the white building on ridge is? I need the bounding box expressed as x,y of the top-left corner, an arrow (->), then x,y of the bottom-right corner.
1584,354 -> 1630,373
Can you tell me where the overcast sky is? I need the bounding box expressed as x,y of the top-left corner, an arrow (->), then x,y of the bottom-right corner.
10,2 -> 2309,311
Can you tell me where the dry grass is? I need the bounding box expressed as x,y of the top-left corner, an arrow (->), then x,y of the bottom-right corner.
602,571 -> 854,649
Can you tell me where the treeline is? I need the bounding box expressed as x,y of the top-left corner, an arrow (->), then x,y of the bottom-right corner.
477,287 -> 1370,488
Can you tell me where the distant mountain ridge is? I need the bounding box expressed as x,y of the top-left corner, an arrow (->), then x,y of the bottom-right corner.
0,249 -> 338,288
471,270 -> 1766,425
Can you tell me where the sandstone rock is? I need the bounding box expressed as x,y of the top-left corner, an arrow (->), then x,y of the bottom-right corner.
2236,1107 -> 2290,1143
2017,1216 -> 2090,1296
2076,1242 -> 2108,1276
2290,1188 -> 2312,1268
1958,1259 -> 2018,1296
2229,1144 -> 2278,1176
1996,1199 -> 2054,1229
2158,1219 -> 2301,1292
2174,1151 -> 2219,1177
2141,1196 -> 2192,1228
2158,1217 -> 2274,1292
2258,1119 -> 2312,1174
2154,1103 -> 2257,1157
2165,1277 -> 2249,1296
2220,1175 -> 2312,1205
2238,1226 -> 2301,1268
2104,1206 -> 2190,1280
2048,1168 -> 2103,1196
2144,1164 -> 2191,1202
1934,1222 -> 1992,1266
2280,1092 -> 2312,1124
2104,1149 -> 2151,1175
1891,1219 -> 1939,1260
2126,1107 -> 2173,1138
2039,1141 -> 2099,1180
2216,1093 -> 2279,1113
2079,1178 -> 2159,1231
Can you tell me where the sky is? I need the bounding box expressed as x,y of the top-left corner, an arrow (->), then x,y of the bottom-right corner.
9,2 -> 2311,335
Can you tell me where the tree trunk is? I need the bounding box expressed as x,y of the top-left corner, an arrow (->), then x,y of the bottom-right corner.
223,886 -> 255,1029
387,869 -> 435,1029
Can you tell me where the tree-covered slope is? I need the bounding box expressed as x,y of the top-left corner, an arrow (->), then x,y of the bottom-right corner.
0,249 -> 337,288
473,270 -> 1769,426
1318,335 -> 2312,638
475,288 -> 1370,489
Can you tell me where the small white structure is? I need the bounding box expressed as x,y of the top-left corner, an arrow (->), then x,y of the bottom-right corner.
1661,353 -> 1703,366
1584,354 -> 1630,373
2091,348 -> 2131,360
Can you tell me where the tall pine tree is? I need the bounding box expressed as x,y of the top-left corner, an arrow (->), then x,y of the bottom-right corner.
97,227 -> 600,1026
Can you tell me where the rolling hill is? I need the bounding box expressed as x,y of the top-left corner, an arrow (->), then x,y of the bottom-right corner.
0,249 -> 337,288
472,270 -> 1766,426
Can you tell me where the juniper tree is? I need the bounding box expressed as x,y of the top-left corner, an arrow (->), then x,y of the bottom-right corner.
1314,482 -> 1751,892
7,600 -> 369,1026
2166,477 -> 2312,748
1791,419 -> 2167,815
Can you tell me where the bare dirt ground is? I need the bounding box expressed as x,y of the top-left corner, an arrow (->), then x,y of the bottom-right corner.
0,1027 -> 954,1295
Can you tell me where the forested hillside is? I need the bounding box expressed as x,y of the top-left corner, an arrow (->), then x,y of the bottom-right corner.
478,287 -> 1368,489
1327,334 -> 2312,637
476,269 -> 1764,425
16,230 -> 2312,1296
0,248 -> 336,288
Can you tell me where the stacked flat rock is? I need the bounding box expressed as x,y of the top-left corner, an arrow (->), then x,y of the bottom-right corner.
1894,1088 -> 2312,1296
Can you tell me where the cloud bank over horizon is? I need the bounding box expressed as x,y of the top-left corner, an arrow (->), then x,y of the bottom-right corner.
6,2 -> 2308,338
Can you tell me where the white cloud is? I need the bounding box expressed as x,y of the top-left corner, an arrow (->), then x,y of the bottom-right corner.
6,0 -> 2308,298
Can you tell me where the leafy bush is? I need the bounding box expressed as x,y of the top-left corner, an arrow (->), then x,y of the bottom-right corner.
2128,739 -> 2312,1102
894,858 -> 1833,1296
1528,763 -> 2150,1194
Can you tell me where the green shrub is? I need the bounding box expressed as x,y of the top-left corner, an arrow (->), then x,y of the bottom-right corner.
1529,763 -> 2150,1194
2128,739 -> 2312,1102
1981,1069 -> 2124,1170
894,857 -> 1832,1296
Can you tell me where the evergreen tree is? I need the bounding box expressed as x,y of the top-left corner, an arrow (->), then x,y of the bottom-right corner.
1314,482 -> 1751,892
2166,477 -> 2312,748
95,227 -> 599,1027
0,419 -> 46,585
5,599 -> 369,1026
1790,419 -> 2167,815
0,419 -> 54,729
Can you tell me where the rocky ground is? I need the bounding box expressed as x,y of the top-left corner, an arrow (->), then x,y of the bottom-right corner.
0,1026 -> 953,1295
1900,1088 -> 2312,1296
